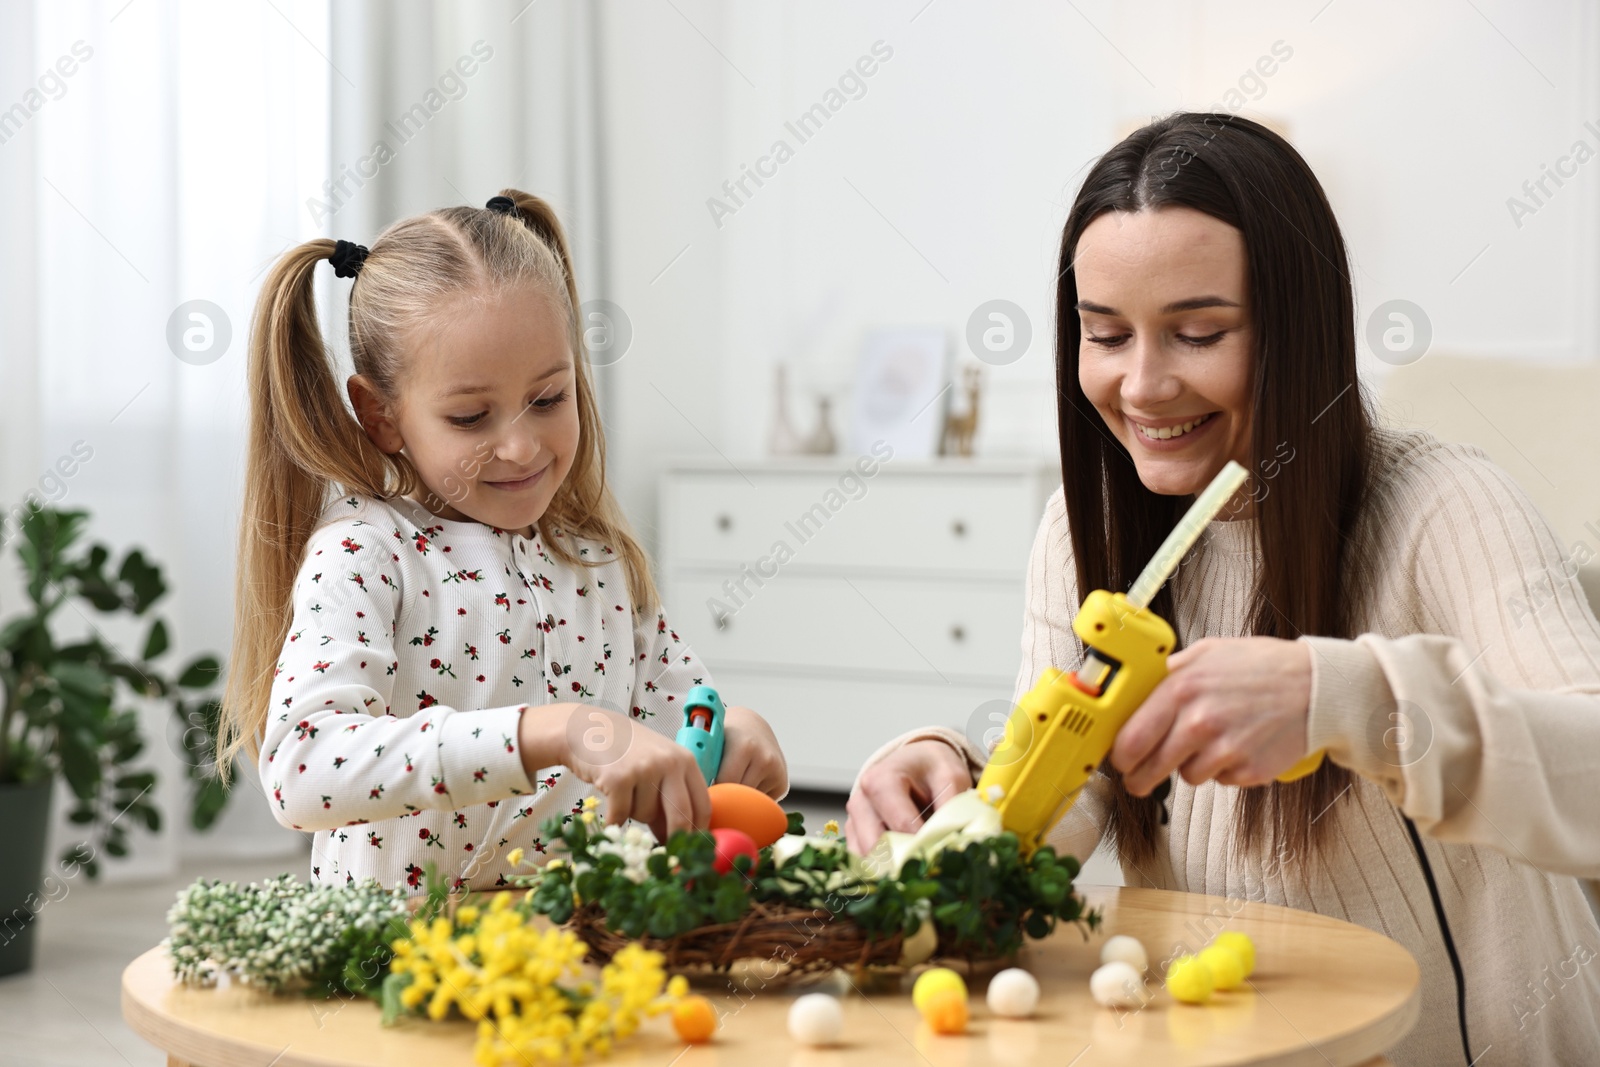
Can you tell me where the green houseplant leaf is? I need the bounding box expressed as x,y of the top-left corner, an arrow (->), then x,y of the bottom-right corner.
0,504 -> 233,877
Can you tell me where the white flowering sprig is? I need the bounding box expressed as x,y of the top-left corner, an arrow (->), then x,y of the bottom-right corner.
588,822 -> 661,884
164,873 -> 412,996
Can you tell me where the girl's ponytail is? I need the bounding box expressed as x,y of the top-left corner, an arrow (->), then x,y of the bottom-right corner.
218,241 -> 416,782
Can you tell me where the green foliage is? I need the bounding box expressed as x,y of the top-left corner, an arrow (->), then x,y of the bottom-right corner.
165,871 -> 412,997
523,813 -> 1100,961
0,505 -> 232,876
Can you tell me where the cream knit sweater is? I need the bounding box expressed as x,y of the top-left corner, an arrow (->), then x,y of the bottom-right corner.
858,428 -> 1600,1065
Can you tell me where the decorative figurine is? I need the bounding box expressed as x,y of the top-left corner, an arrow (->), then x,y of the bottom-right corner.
941,364 -> 982,457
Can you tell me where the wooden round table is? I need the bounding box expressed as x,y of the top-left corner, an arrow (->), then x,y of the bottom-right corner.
124,885 -> 1417,1067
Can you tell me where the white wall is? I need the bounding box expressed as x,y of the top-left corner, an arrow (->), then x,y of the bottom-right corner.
597,0 -> 1600,543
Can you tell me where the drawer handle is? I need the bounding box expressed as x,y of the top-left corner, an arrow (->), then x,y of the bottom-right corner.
950,625 -> 966,642
716,514 -> 733,532
951,520 -> 967,537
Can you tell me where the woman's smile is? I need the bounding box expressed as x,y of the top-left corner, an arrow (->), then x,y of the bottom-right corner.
1125,410 -> 1221,449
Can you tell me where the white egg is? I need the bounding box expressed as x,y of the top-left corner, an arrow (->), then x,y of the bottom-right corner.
788,993 -> 844,1046
985,967 -> 1040,1018
1099,934 -> 1148,972
1089,961 -> 1150,1009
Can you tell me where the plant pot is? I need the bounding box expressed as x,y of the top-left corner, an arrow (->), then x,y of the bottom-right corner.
0,775 -> 54,978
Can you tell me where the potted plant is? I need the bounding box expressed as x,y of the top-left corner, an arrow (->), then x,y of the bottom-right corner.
0,506 -> 230,976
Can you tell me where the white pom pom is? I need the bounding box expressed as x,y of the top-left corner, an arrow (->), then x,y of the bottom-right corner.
1099,934 -> 1148,972
788,993 -> 844,1046
985,968 -> 1040,1018
1089,961 -> 1150,1009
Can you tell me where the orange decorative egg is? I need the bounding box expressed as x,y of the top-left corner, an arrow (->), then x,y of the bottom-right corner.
707,782 -> 788,848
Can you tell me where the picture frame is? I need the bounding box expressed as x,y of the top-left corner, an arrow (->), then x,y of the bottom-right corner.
847,326 -> 950,459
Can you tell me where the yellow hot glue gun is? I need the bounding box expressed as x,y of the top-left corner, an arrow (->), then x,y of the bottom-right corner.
975,461 -> 1325,854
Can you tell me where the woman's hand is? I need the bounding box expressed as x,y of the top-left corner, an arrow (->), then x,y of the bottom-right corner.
1111,636 -> 1313,796
845,739 -> 973,854
520,704 -> 711,843
717,704 -> 789,799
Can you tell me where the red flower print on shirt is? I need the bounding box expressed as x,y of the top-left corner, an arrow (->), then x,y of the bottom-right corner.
419,827 -> 443,849
496,629 -> 512,644
295,720 -> 318,741
410,626 -> 439,647
413,532 -> 431,554
367,831 -> 382,848
416,691 -> 437,709
312,660 -> 331,673
429,658 -> 456,678
430,776 -> 448,795
341,537 -> 362,554
495,593 -> 510,611
405,863 -> 424,888
473,767 -> 488,782
370,784 -> 385,799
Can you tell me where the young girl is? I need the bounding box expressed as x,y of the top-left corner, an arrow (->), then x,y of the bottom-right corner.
217,190 -> 786,893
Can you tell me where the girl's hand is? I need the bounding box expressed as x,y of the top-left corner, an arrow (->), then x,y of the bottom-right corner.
845,739 -> 973,855
1111,636 -> 1312,796
717,704 -> 788,799
521,704 -> 711,843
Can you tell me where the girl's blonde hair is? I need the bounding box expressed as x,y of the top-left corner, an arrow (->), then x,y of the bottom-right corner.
218,189 -> 655,783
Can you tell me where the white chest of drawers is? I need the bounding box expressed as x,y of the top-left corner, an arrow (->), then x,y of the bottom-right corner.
658,455 -> 1059,790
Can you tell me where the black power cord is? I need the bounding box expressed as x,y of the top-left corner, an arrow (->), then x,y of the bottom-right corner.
1401,814 -> 1473,1065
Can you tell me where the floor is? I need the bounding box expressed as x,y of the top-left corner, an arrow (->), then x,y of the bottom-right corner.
0,789 -> 853,1067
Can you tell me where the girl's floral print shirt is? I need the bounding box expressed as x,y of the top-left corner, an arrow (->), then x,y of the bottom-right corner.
259,494 -> 708,894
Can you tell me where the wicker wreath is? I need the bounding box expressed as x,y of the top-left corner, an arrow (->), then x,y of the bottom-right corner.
567,899 -> 1012,981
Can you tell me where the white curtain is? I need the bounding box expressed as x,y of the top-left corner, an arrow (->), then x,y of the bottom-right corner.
0,0 -> 608,879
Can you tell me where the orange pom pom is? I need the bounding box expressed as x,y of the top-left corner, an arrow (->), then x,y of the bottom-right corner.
922,987 -> 969,1035
672,995 -> 717,1043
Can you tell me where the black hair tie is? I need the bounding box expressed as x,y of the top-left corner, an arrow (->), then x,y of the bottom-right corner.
485,195 -> 517,216
328,239 -> 369,279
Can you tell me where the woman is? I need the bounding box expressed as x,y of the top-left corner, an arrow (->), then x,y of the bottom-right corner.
847,112 -> 1600,1065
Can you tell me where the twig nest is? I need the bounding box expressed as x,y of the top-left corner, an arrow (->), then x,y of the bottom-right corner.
788,993 -> 844,1046
1089,961 -> 1149,1009
1099,933 -> 1148,972
985,967 -> 1040,1018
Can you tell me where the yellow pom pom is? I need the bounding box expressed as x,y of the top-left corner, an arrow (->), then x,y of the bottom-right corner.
912,967 -> 967,1013
1165,954 -> 1214,1005
506,848 -> 524,868
1198,944 -> 1245,991
1211,931 -> 1256,978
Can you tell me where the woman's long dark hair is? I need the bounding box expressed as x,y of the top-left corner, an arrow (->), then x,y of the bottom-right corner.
1056,113 -> 1374,871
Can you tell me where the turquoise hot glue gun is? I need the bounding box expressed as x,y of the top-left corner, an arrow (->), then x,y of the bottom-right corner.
675,685 -> 726,784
